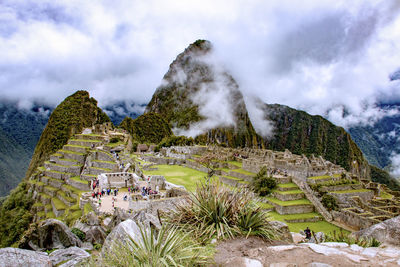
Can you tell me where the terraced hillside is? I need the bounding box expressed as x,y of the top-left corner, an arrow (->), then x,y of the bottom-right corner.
28,131 -> 124,225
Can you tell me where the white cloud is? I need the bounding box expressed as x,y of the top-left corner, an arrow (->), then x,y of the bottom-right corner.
0,0 -> 399,130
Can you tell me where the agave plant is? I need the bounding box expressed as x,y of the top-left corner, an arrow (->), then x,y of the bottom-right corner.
165,178 -> 277,243
103,224 -> 209,267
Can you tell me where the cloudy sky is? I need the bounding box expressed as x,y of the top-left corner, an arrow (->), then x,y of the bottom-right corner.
1,0 -> 400,128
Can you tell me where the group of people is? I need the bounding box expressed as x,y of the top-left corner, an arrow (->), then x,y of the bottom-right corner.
141,186 -> 158,196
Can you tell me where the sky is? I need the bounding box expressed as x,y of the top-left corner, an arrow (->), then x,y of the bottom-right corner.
1,0 -> 400,129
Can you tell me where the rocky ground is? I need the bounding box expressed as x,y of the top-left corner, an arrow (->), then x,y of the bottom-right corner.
214,237 -> 400,267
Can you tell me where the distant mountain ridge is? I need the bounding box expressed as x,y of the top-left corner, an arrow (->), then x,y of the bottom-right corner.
0,102 -> 50,197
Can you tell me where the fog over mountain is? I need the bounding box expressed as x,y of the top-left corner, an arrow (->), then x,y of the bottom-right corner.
1,0 -> 400,174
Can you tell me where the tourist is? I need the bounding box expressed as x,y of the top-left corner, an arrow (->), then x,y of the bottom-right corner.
304,227 -> 311,240
91,192 -> 95,199
114,189 -> 117,196
98,198 -> 101,206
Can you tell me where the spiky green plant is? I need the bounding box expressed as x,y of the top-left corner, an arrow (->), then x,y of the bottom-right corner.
325,230 -> 381,248
164,178 -> 276,243
102,224 -> 209,267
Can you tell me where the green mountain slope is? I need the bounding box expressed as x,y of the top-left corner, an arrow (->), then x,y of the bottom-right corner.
120,112 -> 172,144
146,40 -> 260,148
0,90 -> 110,248
26,91 -> 110,179
263,104 -> 369,177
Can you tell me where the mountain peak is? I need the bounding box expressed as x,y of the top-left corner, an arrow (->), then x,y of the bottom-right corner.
25,90 -> 110,178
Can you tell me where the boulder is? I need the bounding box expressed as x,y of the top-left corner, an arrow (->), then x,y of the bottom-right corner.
85,212 -> 100,226
21,219 -> 82,251
85,226 -> 107,244
165,187 -> 189,198
132,210 -> 162,229
223,257 -> 263,267
310,232 -> 325,243
49,247 -> 90,267
102,217 -> 112,229
269,220 -> 293,243
0,247 -> 51,267
102,219 -> 143,257
352,215 -> 400,246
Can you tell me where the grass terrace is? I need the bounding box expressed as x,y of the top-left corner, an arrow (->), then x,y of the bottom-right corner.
308,174 -> 341,180
143,164 -> 207,192
59,149 -> 85,156
265,197 -> 312,206
70,139 -> 101,142
273,189 -> 303,195
277,183 -> 298,188
227,161 -> 242,168
330,189 -> 372,194
70,176 -> 87,185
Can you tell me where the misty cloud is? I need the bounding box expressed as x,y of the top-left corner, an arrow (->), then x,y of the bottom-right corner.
1,0 -> 400,133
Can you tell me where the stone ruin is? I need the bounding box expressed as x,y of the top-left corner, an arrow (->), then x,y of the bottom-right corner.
97,172 -> 140,189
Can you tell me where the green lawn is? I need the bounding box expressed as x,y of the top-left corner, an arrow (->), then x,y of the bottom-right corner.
283,220 -> 345,234
143,164 -> 207,191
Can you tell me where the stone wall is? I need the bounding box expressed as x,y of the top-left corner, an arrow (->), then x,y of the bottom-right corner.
128,197 -> 189,214
271,203 -> 314,215
185,160 -> 209,173
329,190 -> 374,205
331,210 -> 378,230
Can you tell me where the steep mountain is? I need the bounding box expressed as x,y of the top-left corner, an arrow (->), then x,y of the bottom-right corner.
120,112 -> 172,144
0,102 -> 50,196
25,90 -> 110,179
146,40 -> 261,148
0,90 -> 110,247
263,104 -> 369,177
145,40 -> 368,177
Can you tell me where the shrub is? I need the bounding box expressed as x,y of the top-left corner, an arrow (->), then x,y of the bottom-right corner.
110,137 -> 120,143
252,167 -> 277,196
326,230 -> 381,247
321,194 -> 338,211
71,228 -> 86,241
164,179 -> 276,243
93,243 -> 102,250
102,224 -> 209,267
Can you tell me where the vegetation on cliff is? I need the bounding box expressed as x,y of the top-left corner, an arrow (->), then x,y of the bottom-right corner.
370,164 -> 400,191
264,104 -> 368,172
26,90 -> 110,179
0,182 -> 33,247
120,112 -> 172,144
